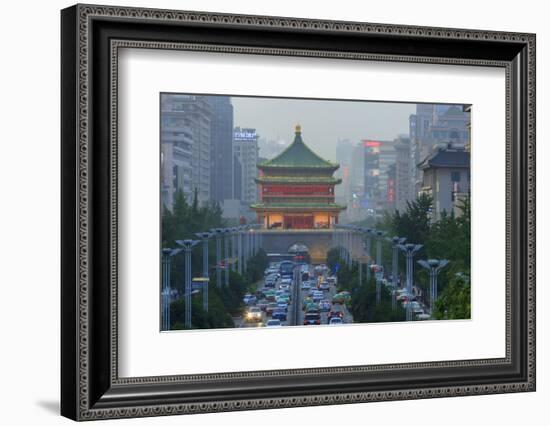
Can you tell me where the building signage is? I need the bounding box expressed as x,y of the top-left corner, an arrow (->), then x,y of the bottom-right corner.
362,140 -> 381,148
234,128 -> 258,141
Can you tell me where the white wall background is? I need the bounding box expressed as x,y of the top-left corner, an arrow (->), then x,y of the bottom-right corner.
0,0 -> 546,425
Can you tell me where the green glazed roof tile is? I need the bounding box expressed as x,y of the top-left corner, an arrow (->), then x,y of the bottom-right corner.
258,125 -> 339,170
255,176 -> 342,184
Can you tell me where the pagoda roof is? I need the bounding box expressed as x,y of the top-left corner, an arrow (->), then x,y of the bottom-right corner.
255,176 -> 342,185
258,125 -> 339,171
418,146 -> 470,170
250,202 -> 346,211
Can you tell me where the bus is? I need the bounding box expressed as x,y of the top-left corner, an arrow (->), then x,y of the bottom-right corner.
279,260 -> 295,280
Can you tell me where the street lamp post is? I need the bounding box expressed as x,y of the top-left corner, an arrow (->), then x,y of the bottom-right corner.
230,227 -> 237,272
211,228 -> 223,288
243,225 -> 250,272
398,243 -> 423,321
334,225 -> 343,260
364,229 -> 373,281
388,236 -> 406,310
194,231 -> 213,313
237,226 -> 243,275
161,248 -> 181,331
348,228 -> 354,268
195,232 -> 213,280
418,259 -> 450,315
176,239 -> 200,328
223,228 -> 231,286
374,230 -> 385,304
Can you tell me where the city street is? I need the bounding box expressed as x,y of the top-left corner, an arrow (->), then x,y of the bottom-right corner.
236,263 -> 353,328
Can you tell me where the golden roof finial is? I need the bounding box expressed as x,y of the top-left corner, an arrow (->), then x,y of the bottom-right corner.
295,123 -> 302,134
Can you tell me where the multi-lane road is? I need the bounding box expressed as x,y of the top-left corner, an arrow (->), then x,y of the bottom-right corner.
237,263 -> 353,328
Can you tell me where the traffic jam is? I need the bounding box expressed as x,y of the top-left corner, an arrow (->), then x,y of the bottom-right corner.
238,261 -> 353,328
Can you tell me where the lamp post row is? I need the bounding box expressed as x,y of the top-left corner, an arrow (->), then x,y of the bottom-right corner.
332,225 -> 449,320
161,224 -> 262,330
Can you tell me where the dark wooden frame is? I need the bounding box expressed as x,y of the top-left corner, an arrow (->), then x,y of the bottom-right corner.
61,3 -> 536,421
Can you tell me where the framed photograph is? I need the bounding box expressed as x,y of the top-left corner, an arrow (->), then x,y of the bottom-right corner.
61,4 -> 536,421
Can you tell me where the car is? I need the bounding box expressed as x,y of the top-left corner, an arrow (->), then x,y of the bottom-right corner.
243,294 -> 257,305
245,306 -> 262,322
416,313 -> 431,320
264,290 -> 277,301
266,302 -> 279,316
271,309 -> 287,321
280,294 -> 291,303
332,292 -> 351,304
319,300 -> 331,312
277,301 -> 288,312
265,319 -> 282,327
279,283 -> 291,291
257,299 -> 269,311
305,304 -> 320,313
304,301 -> 318,312
329,317 -> 344,325
319,281 -> 330,291
328,310 -> 344,320
312,291 -> 324,302
303,312 -> 321,325
301,281 -> 311,291
281,277 -> 292,285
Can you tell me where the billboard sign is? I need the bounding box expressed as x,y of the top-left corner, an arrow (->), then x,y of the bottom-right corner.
234,128 -> 258,141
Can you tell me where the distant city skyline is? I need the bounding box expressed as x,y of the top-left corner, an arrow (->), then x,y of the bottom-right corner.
232,96 -> 416,161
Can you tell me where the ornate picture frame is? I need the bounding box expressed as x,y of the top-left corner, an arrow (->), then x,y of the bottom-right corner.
61,4 -> 535,420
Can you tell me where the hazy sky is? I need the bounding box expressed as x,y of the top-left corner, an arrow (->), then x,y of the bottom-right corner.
232,96 -> 416,161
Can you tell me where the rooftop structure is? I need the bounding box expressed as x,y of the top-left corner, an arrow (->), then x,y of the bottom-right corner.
251,125 -> 345,229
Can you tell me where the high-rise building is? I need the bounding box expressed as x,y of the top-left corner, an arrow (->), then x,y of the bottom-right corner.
258,137 -> 288,160
345,142 -> 366,222
334,139 -> 353,204
160,94 -> 212,208
233,127 -> 260,205
207,96 -> 234,203
362,140 -> 396,215
418,144 -> 470,220
409,104 -> 471,197
393,136 -> 412,212
386,163 -> 397,212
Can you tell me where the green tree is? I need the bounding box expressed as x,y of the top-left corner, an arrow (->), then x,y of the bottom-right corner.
350,278 -> 406,323
432,274 -> 471,320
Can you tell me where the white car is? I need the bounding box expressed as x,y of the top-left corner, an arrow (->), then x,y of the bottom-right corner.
265,319 -> 282,327
245,306 -> 262,322
329,317 -> 343,325
301,281 -> 311,290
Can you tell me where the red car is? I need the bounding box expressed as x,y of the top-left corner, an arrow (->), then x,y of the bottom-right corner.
328,310 -> 344,320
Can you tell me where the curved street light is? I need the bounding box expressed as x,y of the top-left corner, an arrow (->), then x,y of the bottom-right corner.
387,236 -> 406,309
417,258 -> 450,315
398,243 -> 423,321
176,239 -> 200,328
161,247 -> 182,331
